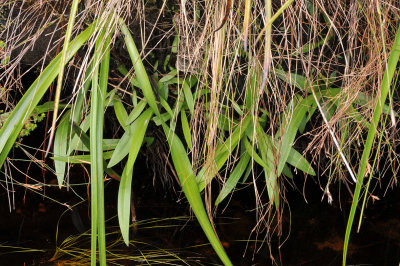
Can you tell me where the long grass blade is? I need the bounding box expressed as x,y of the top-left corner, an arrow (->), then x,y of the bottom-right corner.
118,19 -> 160,118
180,110 -> 192,150
0,22 -> 96,169
89,24 -> 112,265
118,108 -> 153,245
215,151 -> 251,205
161,123 -> 232,266
343,24 -> 400,266
45,0 -> 80,157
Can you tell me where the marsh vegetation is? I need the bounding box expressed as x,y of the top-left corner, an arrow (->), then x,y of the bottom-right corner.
0,0 -> 399,265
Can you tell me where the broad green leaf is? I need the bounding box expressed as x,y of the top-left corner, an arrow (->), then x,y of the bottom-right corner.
126,100 -> 147,125
119,19 -> 160,118
90,25 -> 112,265
282,164 -> 293,179
159,69 -> 177,83
54,112 -> 71,185
217,114 -> 239,131
299,103 -> 317,134
182,79 -> 194,114
113,97 -> 129,130
118,108 -> 153,245
354,91 -> 398,117
197,115 -> 251,191
152,112 -> 171,126
107,108 -> 151,168
162,124 -> 232,266
72,137 -> 119,152
255,122 -> 279,206
117,64 -> 139,106
180,110 -> 192,150
52,151 -> 114,164
286,147 -> 315,176
71,62 -> 92,124
34,102 -> 70,114
46,0 -> 80,158
68,117 -> 90,154
71,124 -> 120,179
243,137 -> 268,169
277,94 -> 316,177
0,21 -> 97,168
160,97 -> 174,118
274,69 -> 307,91
215,152 -> 251,206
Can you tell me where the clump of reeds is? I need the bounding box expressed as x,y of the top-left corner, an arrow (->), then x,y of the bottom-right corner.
0,0 -> 399,265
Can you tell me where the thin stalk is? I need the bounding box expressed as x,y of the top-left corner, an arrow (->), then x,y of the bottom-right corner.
90,21 -> 112,265
45,0 -> 79,157
343,24 -> 400,265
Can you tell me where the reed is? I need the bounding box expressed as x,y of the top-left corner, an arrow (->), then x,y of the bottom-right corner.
0,1 -> 399,264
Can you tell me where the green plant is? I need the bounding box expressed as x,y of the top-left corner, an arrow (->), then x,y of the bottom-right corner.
1,1 -> 399,265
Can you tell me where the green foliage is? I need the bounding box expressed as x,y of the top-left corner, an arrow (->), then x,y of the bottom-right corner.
2,1 -> 397,265
343,23 -> 400,265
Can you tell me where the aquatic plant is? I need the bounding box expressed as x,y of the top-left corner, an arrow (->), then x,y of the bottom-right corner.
0,1 -> 399,265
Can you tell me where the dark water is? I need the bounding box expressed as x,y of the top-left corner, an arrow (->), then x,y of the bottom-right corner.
1,164 -> 399,266
0,117 -> 399,265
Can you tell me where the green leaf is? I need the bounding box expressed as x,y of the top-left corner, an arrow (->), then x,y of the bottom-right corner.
0,21 -> 97,168
343,24 -> 400,265
162,124 -> 232,266
215,152 -> 251,205
52,151 -> 114,164
90,25 -> 112,266
118,108 -> 153,245
244,137 -> 268,169
54,112 -> 71,185
113,97 -> 129,130
107,108 -> 151,168
126,100 -> 147,125
119,19 -> 160,118
286,147 -> 315,176
196,115 -> 251,191
355,91 -> 398,117
274,69 -> 308,91
282,164 -> 293,179
159,69 -> 177,83
182,79 -> 195,114
277,94 -> 315,177
255,122 -> 279,206
180,110 -> 192,150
